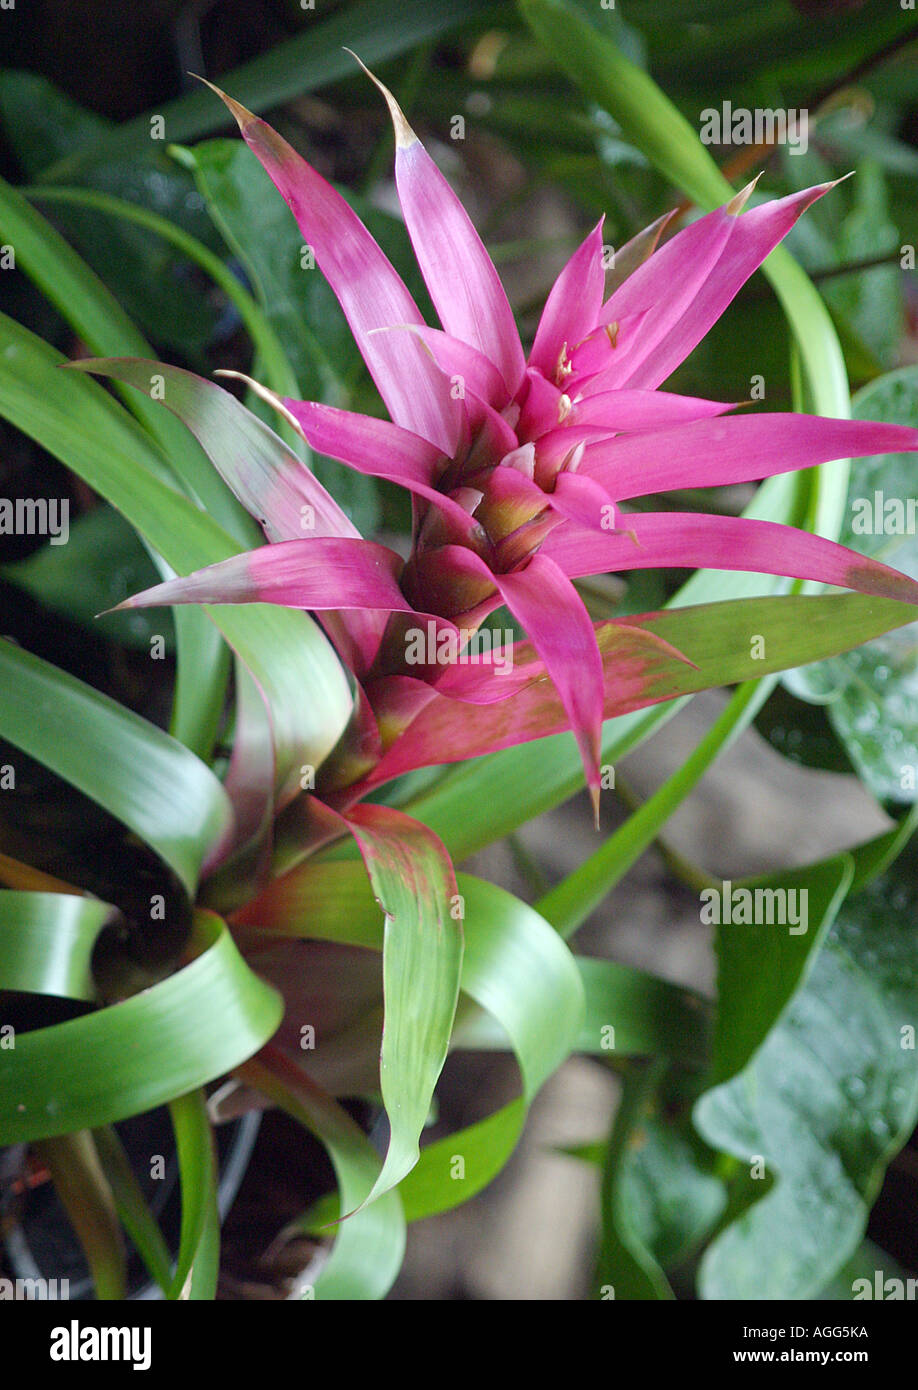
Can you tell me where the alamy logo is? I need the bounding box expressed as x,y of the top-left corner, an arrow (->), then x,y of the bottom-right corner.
699,102 -> 808,155
853,1271 -> 918,1300
50,1320 -> 151,1371
0,1276 -> 69,1299
851,491 -> 918,536
404,621 -> 515,675
0,497 -> 69,545
699,881 -> 808,935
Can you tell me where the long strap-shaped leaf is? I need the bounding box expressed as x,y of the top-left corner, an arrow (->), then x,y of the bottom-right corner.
236,1048 -> 407,1300
39,0 -> 497,179
168,1091 -> 220,1300
0,640 -> 231,898
0,911 -> 282,1144
309,802 -> 464,1209
0,174 -> 254,541
0,311 -> 352,803
0,890 -> 113,1001
234,865 -> 583,1220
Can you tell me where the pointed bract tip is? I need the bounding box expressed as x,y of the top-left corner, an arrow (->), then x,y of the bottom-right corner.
213,369 -> 306,439
589,784 -> 601,831
726,173 -> 762,217
193,74 -> 258,133
344,47 -> 417,149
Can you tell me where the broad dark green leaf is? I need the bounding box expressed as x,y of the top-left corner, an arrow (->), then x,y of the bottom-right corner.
39,0 -> 500,177
710,855 -> 854,1086
754,684 -> 856,776
2,506 -> 171,652
596,1060 -> 674,1300
695,839 -> 918,1299
786,367 -> 918,804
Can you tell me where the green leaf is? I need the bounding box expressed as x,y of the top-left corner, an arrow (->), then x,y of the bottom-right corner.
0,312 -> 352,799
459,954 -> 711,1068
0,70 -> 108,175
92,1124 -> 174,1295
617,1074 -> 726,1275
0,177 -> 242,755
0,71 -> 226,362
24,183 -> 297,443
2,506 -> 172,652
817,1239 -> 912,1301
574,958 -> 711,1068
754,684 -> 856,776
710,855 -> 855,1086
0,639 -> 231,897
168,1091 -> 220,1300
786,367 -> 918,803
695,838 -> 918,1299
0,173 -> 250,541
0,890 -> 113,1002
173,136 -> 336,408
533,682 -> 771,938
236,862 -> 583,1221
38,0 -> 500,178
596,1060 -> 674,1300
237,1048 -> 406,1300
0,911 -> 283,1144
343,806 -> 463,1207
34,1130 -> 126,1300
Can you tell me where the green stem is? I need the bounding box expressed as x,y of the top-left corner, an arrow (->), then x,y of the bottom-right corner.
34,1131 -> 126,1299
612,772 -> 720,896
535,680 -> 774,939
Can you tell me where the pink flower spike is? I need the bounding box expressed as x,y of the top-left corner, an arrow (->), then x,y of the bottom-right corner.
106,537 -> 436,616
549,470 -> 620,532
202,79 -> 459,455
616,181 -> 840,391
568,388 -> 736,432
528,220 -> 606,380
352,56 -> 526,397
370,323 -> 508,408
281,399 -> 482,538
578,414 -> 918,502
442,546 -> 605,820
594,194 -> 743,387
542,511 -> 918,606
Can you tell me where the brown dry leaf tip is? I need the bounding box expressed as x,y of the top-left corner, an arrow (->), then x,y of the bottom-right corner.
726,172 -> 763,217
213,369 -> 306,439
343,47 -> 418,149
190,72 -> 258,132
590,784 -> 601,831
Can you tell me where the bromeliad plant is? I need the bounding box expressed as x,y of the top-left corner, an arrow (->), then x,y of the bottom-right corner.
2,14 -> 918,1300
74,74 -> 918,815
